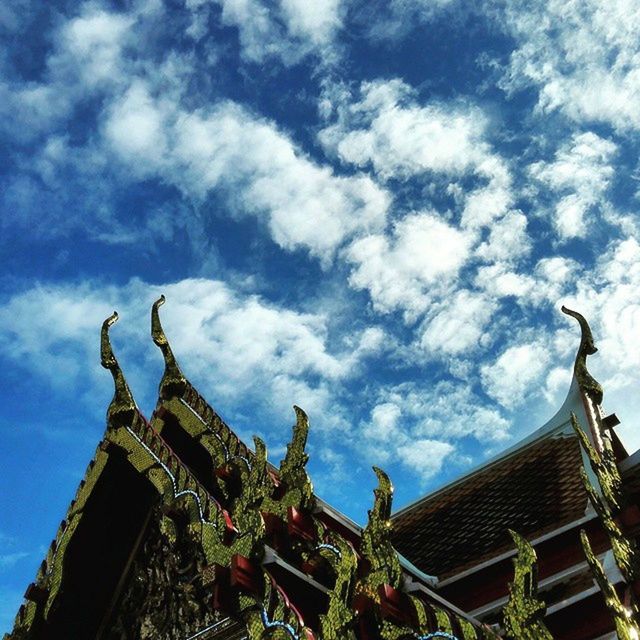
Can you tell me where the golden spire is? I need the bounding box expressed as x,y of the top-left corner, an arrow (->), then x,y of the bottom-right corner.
151,295 -> 186,398
100,311 -> 136,425
561,305 -> 603,405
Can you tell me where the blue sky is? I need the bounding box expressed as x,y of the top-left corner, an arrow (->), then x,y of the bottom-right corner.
2,0 -> 640,631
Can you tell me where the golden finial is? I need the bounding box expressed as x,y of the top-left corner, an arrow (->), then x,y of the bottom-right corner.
100,311 -> 136,426
561,305 -> 603,405
151,295 -> 186,398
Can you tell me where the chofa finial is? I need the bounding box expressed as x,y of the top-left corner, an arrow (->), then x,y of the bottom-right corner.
561,305 -> 603,406
151,295 -> 186,398
100,311 -> 136,425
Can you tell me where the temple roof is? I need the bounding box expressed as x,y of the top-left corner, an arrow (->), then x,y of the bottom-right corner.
7,298 -> 498,640
390,306 -> 611,581
391,430 -> 588,579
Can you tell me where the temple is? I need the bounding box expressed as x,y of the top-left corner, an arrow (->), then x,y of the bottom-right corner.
5,299 -> 640,640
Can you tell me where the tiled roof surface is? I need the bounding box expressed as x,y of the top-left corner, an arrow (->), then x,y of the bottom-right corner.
391,434 -> 588,579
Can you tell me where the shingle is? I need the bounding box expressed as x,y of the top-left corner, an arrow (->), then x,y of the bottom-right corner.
391,434 -> 588,579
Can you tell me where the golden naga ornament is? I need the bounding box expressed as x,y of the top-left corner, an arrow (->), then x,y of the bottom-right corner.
503,530 -> 552,640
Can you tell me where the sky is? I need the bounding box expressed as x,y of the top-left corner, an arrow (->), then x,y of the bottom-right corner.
2,0 -> 640,631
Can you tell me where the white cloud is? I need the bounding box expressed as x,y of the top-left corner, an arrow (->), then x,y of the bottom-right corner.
474,256 -> 578,306
103,82 -> 168,162
475,264 -> 536,300
101,87 -> 389,261
529,132 -> 617,238
359,399 -> 458,482
481,341 -> 551,408
0,278 -> 380,429
420,290 -> 497,356
347,211 -> 472,319
319,79 -> 503,181
0,7 -> 135,139
358,381 -> 511,481
396,439 -> 455,480
280,0 -> 342,44
475,209 -> 530,261
363,402 -> 403,445
185,0 -> 343,64
392,381 -> 511,442
498,0 -> 640,130
53,10 -> 135,87
319,78 -> 521,235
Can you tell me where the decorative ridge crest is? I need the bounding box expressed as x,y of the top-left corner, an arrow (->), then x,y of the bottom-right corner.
277,406 -> 314,510
572,411 -> 640,637
359,466 -> 403,591
561,305 -> 603,405
503,530 -> 552,640
101,311 -> 136,425
152,295 -> 187,398
370,466 -> 393,523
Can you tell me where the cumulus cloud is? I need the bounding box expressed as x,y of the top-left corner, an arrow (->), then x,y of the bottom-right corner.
529,132 -> 617,239
101,84 -> 390,261
475,209 -> 530,262
360,401 -> 455,482
0,6 -> 136,138
419,290 -> 497,356
0,278 -> 382,428
320,79 -> 494,179
497,0 -> 640,131
53,9 -> 135,88
319,78 -> 517,231
185,0 -> 343,64
346,211 -> 472,319
396,439 -> 455,480
358,379 -> 511,484
318,78 -> 534,340
481,341 -> 551,409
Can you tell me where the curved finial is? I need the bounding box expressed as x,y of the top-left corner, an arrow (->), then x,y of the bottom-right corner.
101,311 -> 119,370
359,466 -> 403,588
371,466 -> 393,523
561,305 -> 603,405
151,295 -> 186,398
278,405 -> 314,509
293,405 -> 309,446
100,311 -> 136,425
280,406 -> 310,476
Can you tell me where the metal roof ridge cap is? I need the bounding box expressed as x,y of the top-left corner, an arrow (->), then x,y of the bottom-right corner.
313,496 -> 362,534
391,376 -> 581,520
397,552 -> 438,587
